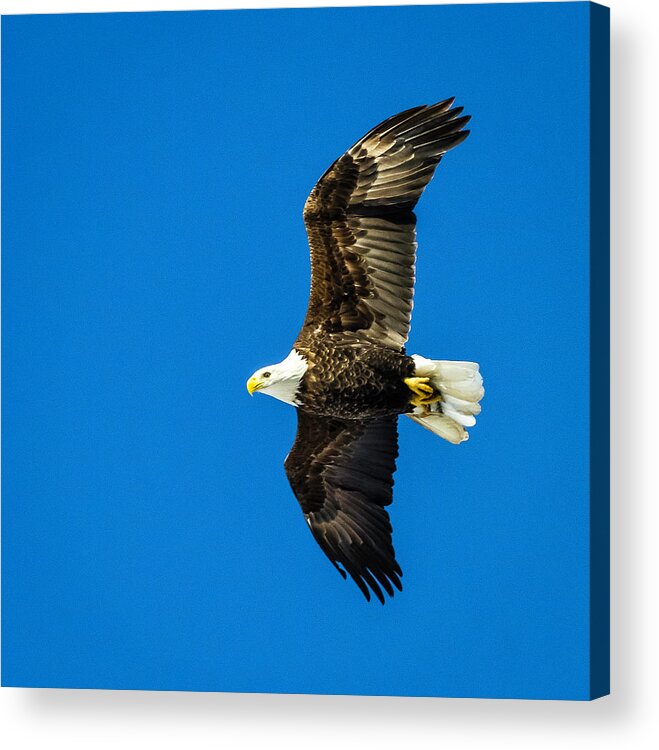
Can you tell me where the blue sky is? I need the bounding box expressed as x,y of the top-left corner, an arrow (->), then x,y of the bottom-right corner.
3,3 -> 595,698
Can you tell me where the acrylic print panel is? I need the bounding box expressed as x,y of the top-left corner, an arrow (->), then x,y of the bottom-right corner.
2,2 -> 610,699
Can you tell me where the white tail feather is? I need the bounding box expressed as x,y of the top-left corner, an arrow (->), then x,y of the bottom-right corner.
405,356 -> 484,444
406,412 -> 469,444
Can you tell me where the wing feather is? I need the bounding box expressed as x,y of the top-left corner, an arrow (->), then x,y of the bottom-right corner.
298,100 -> 470,352
284,411 -> 402,604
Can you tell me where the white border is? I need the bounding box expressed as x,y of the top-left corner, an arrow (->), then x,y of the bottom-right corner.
2,1 -> 659,749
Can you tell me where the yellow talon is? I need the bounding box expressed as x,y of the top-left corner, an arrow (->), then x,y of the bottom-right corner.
404,376 -> 431,397
404,376 -> 442,407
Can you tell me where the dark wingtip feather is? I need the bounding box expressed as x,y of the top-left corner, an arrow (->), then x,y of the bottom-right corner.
431,96 -> 456,112
439,129 -> 470,152
389,571 -> 403,592
362,569 -> 386,604
450,114 -> 472,130
334,563 -> 348,580
355,576 -> 372,602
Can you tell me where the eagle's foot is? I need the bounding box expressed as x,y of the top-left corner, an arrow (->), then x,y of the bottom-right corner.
404,377 -> 442,407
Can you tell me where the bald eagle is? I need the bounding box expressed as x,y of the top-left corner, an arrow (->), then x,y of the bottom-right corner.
247,99 -> 484,603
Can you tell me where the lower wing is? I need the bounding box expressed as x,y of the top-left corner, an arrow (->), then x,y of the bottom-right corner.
284,410 -> 402,603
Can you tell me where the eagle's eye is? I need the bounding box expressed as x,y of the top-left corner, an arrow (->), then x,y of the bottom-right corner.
263,371 -> 271,379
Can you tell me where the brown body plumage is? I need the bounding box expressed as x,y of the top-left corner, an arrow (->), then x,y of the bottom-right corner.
295,339 -> 414,419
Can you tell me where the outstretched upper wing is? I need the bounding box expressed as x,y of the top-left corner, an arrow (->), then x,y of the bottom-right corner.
284,410 -> 402,603
298,99 -> 470,352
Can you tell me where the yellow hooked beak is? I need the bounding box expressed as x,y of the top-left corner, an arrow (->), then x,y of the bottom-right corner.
246,376 -> 264,396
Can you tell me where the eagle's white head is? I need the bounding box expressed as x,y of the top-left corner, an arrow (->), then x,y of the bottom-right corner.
246,349 -> 308,406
